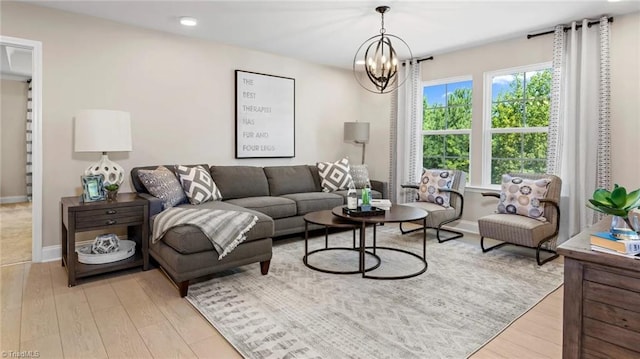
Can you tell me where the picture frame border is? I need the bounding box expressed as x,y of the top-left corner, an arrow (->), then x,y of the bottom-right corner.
81,174 -> 106,202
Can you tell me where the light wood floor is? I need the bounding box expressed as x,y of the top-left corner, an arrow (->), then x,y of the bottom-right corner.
0,202 -> 32,265
1,257 -> 564,358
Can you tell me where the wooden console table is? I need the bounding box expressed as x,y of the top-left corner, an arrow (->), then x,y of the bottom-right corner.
557,220 -> 640,357
61,193 -> 149,286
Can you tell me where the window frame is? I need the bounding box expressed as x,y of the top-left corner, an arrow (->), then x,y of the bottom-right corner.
481,62 -> 552,187
421,75 -> 473,173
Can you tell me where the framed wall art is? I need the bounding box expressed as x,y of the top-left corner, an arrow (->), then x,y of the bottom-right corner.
81,174 -> 106,202
235,70 -> 295,158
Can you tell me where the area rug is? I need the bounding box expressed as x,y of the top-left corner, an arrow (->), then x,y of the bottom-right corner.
186,225 -> 564,359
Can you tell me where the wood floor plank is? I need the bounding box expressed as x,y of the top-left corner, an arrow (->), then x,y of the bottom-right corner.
1,263 -> 24,311
1,308 -> 22,353
138,321 -> 198,358
500,325 -> 562,358
20,263 -> 59,344
20,333 -> 63,359
111,278 -> 165,329
92,305 -> 153,358
83,283 -> 121,312
189,334 -> 242,359
54,290 -> 108,358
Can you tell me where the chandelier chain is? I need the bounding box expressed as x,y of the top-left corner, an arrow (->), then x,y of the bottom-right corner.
380,12 -> 386,34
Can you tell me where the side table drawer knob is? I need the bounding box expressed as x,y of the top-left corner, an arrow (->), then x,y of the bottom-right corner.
106,219 -> 117,225
106,209 -> 117,214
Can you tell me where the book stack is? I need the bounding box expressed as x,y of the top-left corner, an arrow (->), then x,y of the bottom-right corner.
590,231 -> 640,259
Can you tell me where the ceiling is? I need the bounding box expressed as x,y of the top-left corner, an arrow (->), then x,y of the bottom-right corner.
22,1 -> 640,69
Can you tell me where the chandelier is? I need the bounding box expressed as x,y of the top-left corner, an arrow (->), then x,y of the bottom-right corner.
353,6 -> 412,94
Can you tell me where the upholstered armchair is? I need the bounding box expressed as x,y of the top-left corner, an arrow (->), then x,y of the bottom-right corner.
478,173 -> 562,265
400,169 -> 466,243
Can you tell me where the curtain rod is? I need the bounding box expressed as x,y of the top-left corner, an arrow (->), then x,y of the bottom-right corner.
527,16 -> 613,39
402,56 -> 434,66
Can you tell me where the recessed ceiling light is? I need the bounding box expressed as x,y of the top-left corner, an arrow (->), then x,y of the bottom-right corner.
179,17 -> 198,27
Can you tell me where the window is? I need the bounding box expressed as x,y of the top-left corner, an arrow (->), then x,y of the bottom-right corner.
422,77 -> 472,175
483,63 -> 552,185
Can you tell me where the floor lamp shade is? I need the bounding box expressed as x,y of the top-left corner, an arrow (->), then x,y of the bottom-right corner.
74,109 -> 132,186
344,122 -> 370,164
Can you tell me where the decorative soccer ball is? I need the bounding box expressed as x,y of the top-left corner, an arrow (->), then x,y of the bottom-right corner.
91,234 -> 120,254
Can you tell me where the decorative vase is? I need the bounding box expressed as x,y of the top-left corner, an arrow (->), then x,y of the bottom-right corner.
106,190 -> 118,201
610,215 -> 640,240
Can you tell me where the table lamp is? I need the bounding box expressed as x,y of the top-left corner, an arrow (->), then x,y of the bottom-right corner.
344,122 -> 370,164
74,109 -> 132,187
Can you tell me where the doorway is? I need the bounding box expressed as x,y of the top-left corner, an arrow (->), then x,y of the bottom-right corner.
0,36 -> 42,263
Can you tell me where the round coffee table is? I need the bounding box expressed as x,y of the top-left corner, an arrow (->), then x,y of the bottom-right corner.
332,204 -> 428,279
303,210 -> 381,274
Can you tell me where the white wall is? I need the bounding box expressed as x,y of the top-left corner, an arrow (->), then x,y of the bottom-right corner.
0,79 -> 28,198
419,12 -> 640,225
0,2 -> 380,247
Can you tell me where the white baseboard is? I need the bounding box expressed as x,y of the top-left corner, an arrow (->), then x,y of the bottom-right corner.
0,195 -> 29,204
42,245 -> 61,262
443,219 -> 479,235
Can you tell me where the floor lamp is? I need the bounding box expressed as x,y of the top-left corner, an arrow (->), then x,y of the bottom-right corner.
344,122 -> 370,164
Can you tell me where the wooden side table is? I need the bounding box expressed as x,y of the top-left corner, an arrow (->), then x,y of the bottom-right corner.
557,220 -> 640,358
60,193 -> 149,286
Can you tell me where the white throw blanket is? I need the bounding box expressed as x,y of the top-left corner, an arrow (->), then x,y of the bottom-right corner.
152,208 -> 258,260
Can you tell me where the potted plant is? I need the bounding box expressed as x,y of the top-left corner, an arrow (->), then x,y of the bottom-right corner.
588,184 -> 640,239
104,183 -> 119,201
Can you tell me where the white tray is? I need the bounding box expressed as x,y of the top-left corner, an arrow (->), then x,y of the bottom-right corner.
76,240 -> 136,264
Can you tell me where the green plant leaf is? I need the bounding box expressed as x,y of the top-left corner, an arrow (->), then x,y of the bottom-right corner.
592,189 -> 614,206
587,200 -> 628,216
610,186 -> 627,208
624,189 -> 640,211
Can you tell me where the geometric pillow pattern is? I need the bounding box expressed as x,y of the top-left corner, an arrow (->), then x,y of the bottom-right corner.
137,166 -> 187,210
316,158 -> 354,192
176,165 -> 222,205
349,164 -> 370,189
417,169 -> 455,208
497,174 -> 551,221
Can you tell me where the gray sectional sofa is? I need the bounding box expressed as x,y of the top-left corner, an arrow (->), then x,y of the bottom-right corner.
131,164 -> 387,296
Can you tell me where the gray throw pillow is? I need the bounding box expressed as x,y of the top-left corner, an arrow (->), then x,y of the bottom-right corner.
176,165 -> 222,204
316,158 -> 354,192
137,166 -> 187,210
350,164 -> 370,189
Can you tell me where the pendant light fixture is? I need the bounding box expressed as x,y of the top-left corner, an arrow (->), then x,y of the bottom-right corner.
353,6 -> 412,94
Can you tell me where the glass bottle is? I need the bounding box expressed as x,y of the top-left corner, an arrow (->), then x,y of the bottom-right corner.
347,182 -> 358,210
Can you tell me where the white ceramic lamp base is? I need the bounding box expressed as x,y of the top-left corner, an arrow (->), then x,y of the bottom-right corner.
84,153 -> 125,186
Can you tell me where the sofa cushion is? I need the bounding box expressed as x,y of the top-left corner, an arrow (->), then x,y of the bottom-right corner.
176,165 -> 222,204
159,200 -> 274,255
350,164 -> 371,189
308,165 -> 324,192
264,165 -> 317,196
225,196 -> 296,219
497,174 -> 551,221
210,166 -> 269,199
137,166 -> 187,210
316,158 -> 354,192
280,192 -> 344,215
418,169 -> 455,208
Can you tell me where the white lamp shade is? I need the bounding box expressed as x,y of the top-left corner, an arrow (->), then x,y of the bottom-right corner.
74,109 -> 132,152
344,122 -> 370,143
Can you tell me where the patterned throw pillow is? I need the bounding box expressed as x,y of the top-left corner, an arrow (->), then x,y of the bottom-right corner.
316,158 -> 354,192
176,165 -> 222,204
137,166 -> 187,210
350,164 -> 370,189
418,170 -> 455,207
498,174 -> 551,221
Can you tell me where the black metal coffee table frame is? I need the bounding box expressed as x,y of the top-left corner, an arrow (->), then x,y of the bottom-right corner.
332,205 -> 429,280
303,211 -> 381,275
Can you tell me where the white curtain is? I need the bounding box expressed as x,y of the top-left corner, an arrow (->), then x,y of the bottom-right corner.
389,61 -> 422,203
546,17 -> 611,237
26,79 -> 33,202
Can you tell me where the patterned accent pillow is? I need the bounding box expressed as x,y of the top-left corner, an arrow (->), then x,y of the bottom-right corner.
498,174 -> 551,221
418,170 -> 455,207
137,166 -> 187,210
349,164 -> 370,189
176,165 -> 222,204
316,158 -> 354,192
